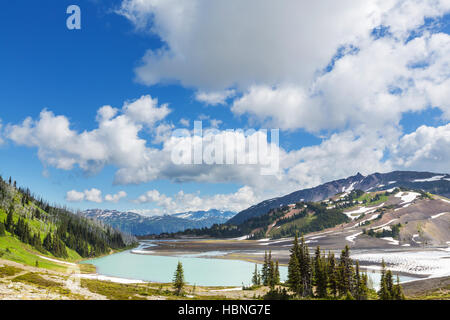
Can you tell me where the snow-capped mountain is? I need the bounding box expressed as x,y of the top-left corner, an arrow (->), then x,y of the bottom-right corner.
80,209 -> 236,236
228,171 -> 450,225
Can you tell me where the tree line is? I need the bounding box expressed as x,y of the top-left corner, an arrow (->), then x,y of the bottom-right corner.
0,174 -> 136,258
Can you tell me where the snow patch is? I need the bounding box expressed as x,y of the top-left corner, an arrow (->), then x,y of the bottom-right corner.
345,232 -> 362,243
76,274 -> 146,284
395,192 -> 420,205
37,255 -> 77,266
380,237 -> 399,245
344,203 -> 385,220
431,212 -> 449,219
413,175 -> 446,182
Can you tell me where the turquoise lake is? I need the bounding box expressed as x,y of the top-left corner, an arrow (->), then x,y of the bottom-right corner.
83,243 -> 419,289
82,248 -> 287,287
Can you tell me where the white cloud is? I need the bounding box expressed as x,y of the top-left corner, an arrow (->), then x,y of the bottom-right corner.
84,188 -> 103,203
123,95 -> 171,126
66,190 -> 85,202
118,0 -> 450,92
6,94 -> 170,174
390,124 -> 450,172
118,0 -> 381,89
195,90 -> 235,106
117,0 -> 450,136
232,31 -> 450,132
179,118 -> 190,127
134,186 -> 258,214
66,188 -> 103,203
105,191 -> 128,203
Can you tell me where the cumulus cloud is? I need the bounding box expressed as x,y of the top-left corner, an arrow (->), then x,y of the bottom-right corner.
195,90 -> 235,106
66,190 -> 85,202
390,123 -> 450,172
5,1 -> 450,212
105,191 -> 128,203
118,0 -> 450,135
66,188 -> 103,203
134,186 -> 259,214
6,95 -> 170,174
232,30 -> 450,132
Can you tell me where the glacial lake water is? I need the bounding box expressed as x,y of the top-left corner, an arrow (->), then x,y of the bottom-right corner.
82,244 -> 419,289
82,248 -> 287,287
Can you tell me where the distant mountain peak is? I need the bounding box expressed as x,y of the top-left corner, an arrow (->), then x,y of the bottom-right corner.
228,170 -> 450,225
81,208 -> 236,236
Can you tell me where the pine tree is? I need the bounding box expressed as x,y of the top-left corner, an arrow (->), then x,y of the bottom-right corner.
299,235 -> 312,297
43,233 -> 53,252
287,234 -> 301,294
378,259 -> 390,300
392,275 -> 405,300
252,264 -> 260,286
287,253 -> 301,296
5,205 -> 14,232
0,222 -> 5,236
328,252 -> 338,297
338,245 -> 354,296
262,251 -> 269,285
354,261 -> 368,300
274,260 -> 280,285
385,269 -> 394,298
173,261 -> 185,296
269,259 -> 275,289
313,246 -> 328,298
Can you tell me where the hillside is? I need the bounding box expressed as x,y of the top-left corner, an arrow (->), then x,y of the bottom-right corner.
228,171 -> 450,225
81,209 -> 236,236
162,185 -> 450,246
0,175 -> 135,270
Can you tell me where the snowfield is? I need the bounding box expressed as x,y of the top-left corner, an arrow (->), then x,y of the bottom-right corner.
395,191 -> 420,204
351,250 -> 450,278
344,203 -> 385,220
431,212 -> 449,219
75,274 -> 146,284
380,237 -> 399,245
412,175 -> 446,182
346,232 -> 362,243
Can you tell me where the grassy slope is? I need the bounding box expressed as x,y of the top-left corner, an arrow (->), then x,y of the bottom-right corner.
0,204 -> 84,272
268,214 -> 316,238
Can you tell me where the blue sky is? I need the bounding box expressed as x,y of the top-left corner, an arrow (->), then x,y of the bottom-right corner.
0,1 -> 449,215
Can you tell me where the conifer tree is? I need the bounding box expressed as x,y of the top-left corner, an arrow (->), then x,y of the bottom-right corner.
327,252 -> 338,297
5,205 -> 14,232
299,235 -> 312,297
385,269 -> 394,298
338,245 -> 354,296
262,251 -> 269,285
378,259 -> 390,300
274,260 -> 280,285
252,264 -> 261,286
173,261 -> 185,296
269,259 -> 275,289
43,233 -> 53,252
392,275 -> 405,300
287,253 -> 301,296
288,234 -> 301,293
354,261 -> 369,300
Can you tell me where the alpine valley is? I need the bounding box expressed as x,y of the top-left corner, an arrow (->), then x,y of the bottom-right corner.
80,209 -> 237,236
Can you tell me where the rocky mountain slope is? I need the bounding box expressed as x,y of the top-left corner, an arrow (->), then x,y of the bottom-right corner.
81,209 -> 236,236
228,171 -> 450,225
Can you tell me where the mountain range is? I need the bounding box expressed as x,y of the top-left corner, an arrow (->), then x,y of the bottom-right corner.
80,209 -> 236,236
228,171 -> 450,225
